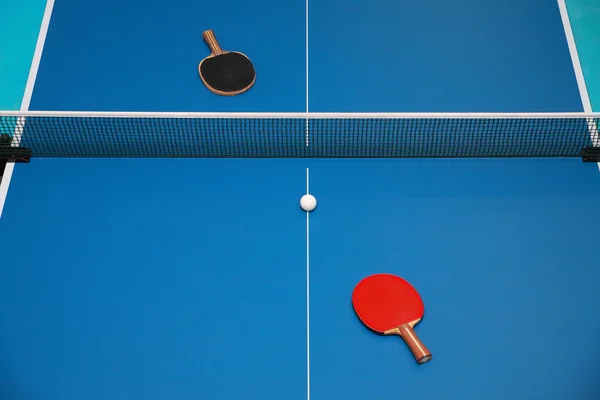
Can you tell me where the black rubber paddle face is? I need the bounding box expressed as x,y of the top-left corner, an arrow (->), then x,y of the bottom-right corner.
200,52 -> 255,94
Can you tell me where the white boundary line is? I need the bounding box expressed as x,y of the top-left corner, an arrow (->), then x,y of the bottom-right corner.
558,0 -> 593,112
1,111 -> 599,118
557,0 -> 599,168
0,0 -> 55,218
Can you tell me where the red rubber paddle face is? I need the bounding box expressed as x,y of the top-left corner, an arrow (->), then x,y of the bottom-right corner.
352,273 -> 432,364
352,273 -> 424,333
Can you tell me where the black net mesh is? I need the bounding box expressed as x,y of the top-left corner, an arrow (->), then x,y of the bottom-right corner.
0,112 -> 598,158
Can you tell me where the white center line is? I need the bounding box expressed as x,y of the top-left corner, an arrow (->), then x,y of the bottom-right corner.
305,167 -> 311,400
305,0 -> 311,394
305,0 -> 310,147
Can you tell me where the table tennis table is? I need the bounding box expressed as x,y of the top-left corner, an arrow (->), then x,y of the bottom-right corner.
1,0 -> 600,399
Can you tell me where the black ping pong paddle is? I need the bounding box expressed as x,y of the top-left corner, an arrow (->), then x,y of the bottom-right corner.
198,30 -> 256,96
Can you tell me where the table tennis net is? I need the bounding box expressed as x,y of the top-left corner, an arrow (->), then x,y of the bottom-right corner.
0,111 -> 599,159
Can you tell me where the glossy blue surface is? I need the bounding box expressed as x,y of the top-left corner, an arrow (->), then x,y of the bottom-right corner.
1,0 -> 600,399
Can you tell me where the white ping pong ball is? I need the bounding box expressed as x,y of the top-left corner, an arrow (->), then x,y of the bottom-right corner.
300,194 -> 317,212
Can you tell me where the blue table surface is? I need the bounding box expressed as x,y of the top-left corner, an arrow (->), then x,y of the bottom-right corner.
1,0 -> 600,399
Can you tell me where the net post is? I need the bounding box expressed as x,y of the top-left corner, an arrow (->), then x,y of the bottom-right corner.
581,115 -> 600,162
0,134 -> 32,163
581,146 -> 600,162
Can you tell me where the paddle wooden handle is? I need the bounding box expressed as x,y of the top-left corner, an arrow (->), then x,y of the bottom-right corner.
203,30 -> 224,56
398,324 -> 432,364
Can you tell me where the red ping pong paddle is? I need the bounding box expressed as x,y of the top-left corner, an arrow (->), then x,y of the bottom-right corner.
352,273 -> 431,364
198,30 -> 256,96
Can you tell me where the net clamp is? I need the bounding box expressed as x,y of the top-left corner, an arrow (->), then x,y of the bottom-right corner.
581,146 -> 600,163
0,134 -> 32,163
